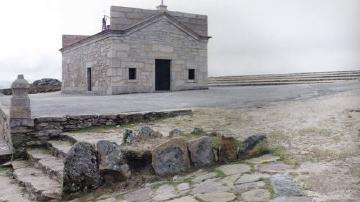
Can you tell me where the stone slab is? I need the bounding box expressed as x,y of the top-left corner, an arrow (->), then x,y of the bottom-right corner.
270,174 -> 304,197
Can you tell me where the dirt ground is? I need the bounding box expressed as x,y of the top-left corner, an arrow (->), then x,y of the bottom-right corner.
70,89 -> 360,201
146,89 -> 360,202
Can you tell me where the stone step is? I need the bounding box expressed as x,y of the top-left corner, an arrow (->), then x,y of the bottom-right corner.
27,148 -> 64,183
47,140 -> 74,158
12,160 -> 62,201
0,138 -> 12,165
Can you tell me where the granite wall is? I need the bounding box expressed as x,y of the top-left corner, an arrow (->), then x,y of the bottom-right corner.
0,105 -> 11,153
61,36 -> 112,95
110,17 -> 208,94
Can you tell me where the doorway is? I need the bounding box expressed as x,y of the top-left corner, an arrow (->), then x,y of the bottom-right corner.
87,67 -> 92,91
155,59 -> 171,91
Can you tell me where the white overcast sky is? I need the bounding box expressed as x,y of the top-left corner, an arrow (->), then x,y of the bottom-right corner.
0,0 -> 359,87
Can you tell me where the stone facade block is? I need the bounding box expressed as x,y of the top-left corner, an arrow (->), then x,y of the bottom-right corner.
61,5 -> 209,95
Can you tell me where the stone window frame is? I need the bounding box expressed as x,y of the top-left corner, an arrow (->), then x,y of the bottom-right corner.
126,67 -> 139,83
186,66 -> 198,83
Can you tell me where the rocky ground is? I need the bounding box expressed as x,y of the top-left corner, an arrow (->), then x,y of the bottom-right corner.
0,89 -> 359,201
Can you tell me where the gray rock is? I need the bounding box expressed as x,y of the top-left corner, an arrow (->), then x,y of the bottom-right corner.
241,189 -> 271,202
153,184 -> 178,201
124,187 -> 153,202
256,162 -> 294,174
169,129 -> 183,137
238,134 -> 268,159
270,196 -> 312,202
271,174 -> 304,197
192,180 -> 230,194
188,136 -> 214,167
152,138 -> 190,176
217,163 -> 251,176
96,140 -> 131,183
234,181 -> 266,193
167,196 -> 198,202
123,129 -> 135,144
63,142 -> 101,193
195,192 -> 236,202
192,172 -> 217,184
138,126 -> 162,140
219,136 -> 238,162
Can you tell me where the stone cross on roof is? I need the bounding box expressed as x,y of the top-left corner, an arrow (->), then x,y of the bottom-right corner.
157,0 -> 168,11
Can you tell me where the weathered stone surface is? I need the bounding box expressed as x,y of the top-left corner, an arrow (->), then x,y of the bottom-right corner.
270,196 -> 312,202
152,138 -> 190,176
220,174 -> 241,188
12,161 -> 62,201
124,187 -> 153,202
246,154 -> 280,164
192,172 -> 217,183
241,189 -> 271,202
123,127 -> 162,144
217,163 -> 251,176
169,129 -> 183,137
177,182 -> 190,191
238,134 -> 268,159
256,162 -> 294,174
167,196 -> 198,202
96,140 -> 131,183
234,173 -> 270,185
271,174 -> 304,197
27,148 -> 64,182
153,184 -> 178,201
188,136 -> 214,167
195,192 -> 237,202
192,179 -> 230,194
63,142 -> 101,193
123,129 -> 135,144
219,136 -> 238,162
234,181 -> 266,193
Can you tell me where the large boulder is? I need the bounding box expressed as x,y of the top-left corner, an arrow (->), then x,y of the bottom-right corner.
152,138 -> 190,176
188,136 -> 214,167
96,140 -> 131,183
238,134 -> 268,159
219,136 -> 239,162
63,142 -> 101,193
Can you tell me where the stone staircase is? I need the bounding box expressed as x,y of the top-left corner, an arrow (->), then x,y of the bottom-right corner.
208,70 -> 360,87
10,136 -> 76,201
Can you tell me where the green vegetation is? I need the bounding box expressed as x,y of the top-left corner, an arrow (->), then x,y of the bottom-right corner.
214,169 -> 226,178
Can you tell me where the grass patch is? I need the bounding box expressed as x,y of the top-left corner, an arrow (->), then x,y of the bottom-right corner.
262,178 -> 277,199
114,193 -> 124,201
214,169 -> 226,178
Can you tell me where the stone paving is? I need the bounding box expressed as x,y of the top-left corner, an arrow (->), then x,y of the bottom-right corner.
92,154 -> 312,202
0,81 -> 359,117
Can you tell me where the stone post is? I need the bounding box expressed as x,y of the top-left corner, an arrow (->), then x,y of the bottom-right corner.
10,75 -> 34,158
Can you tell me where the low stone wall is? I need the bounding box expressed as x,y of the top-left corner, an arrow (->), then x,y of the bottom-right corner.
0,105 -> 11,152
33,109 -> 192,137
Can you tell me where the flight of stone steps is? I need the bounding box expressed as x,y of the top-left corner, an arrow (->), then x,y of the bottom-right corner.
10,136 -> 75,201
208,70 -> 360,87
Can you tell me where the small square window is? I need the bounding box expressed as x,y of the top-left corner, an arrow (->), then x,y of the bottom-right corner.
188,69 -> 195,80
129,68 -> 136,80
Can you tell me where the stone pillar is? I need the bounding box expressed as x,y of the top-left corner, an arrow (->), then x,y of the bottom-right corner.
10,75 -> 34,158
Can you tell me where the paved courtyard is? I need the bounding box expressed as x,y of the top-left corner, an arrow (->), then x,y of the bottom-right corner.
0,81 -> 359,117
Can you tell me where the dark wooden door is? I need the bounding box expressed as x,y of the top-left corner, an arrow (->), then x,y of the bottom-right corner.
87,68 -> 92,91
155,60 -> 171,91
